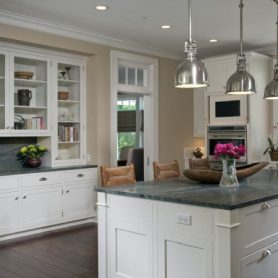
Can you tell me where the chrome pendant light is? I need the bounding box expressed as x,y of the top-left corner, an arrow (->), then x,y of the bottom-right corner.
174,0 -> 208,88
226,0 -> 256,95
264,0 -> 278,100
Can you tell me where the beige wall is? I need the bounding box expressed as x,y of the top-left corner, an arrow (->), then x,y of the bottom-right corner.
0,22 -> 204,170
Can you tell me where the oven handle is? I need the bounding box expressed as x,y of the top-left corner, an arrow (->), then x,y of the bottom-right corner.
208,135 -> 246,139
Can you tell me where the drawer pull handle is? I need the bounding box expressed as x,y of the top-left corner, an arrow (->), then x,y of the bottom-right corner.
261,202 -> 271,211
259,249 -> 271,262
23,195 -> 27,199
39,177 -> 47,182
77,174 -> 84,177
15,197 -> 19,200
66,190 -> 70,193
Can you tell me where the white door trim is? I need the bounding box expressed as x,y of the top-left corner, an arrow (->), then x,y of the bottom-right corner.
110,50 -> 158,180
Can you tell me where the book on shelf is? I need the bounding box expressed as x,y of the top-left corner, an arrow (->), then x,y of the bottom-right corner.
25,116 -> 45,130
58,125 -> 79,142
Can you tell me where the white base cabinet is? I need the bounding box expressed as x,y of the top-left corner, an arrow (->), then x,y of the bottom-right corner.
98,193 -> 278,278
0,167 -> 97,238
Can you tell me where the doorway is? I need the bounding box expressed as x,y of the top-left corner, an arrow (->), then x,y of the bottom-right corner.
110,51 -> 158,181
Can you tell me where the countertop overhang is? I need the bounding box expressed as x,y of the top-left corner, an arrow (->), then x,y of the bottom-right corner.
96,170 -> 278,210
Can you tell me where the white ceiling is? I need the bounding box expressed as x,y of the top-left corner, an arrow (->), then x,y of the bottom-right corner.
0,0 -> 276,58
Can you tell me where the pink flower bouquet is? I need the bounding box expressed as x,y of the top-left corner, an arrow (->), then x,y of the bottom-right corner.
214,143 -> 246,160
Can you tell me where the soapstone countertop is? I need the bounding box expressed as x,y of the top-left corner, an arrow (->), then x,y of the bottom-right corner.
96,170 -> 278,210
0,164 -> 97,176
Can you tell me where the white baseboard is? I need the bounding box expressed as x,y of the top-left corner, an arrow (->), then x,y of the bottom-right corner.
0,217 -> 98,242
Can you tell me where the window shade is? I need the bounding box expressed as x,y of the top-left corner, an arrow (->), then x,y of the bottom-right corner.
118,111 -> 136,132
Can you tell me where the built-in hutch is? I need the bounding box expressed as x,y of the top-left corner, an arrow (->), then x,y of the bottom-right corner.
0,42 -> 95,239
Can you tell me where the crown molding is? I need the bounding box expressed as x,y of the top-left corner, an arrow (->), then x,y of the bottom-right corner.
0,9 -> 182,60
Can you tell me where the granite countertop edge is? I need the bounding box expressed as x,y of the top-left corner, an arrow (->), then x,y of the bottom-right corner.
96,187 -> 278,210
0,164 -> 98,176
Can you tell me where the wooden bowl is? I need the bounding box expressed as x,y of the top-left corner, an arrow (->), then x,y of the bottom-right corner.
14,71 -> 34,79
58,91 -> 69,100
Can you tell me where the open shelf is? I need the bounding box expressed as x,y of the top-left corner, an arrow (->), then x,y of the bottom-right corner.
58,121 -> 80,124
58,100 -> 80,104
0,76 -> 4,79
58,79 -> 80,87
58,141 -> 80,144
14,78 -> 47,88
14,105 -> 47,112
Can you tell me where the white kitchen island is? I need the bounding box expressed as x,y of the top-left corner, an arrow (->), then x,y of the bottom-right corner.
96,171 -> 278,278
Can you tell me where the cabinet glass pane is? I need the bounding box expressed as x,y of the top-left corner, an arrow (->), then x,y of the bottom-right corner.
0,54 -> 5,130
57,63 -> 81,161
118,66 -> 126,84
128,68 -> 135,85
13,57 -> 48,131
137,69 -> 144,86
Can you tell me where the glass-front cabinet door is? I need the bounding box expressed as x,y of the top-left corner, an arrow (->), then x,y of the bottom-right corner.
10,54 -> 50,135
0,52 -> 9,132
53,60 -> 85,165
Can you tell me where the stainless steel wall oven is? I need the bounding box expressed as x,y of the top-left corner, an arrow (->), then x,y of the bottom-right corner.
207,125 -> 248,169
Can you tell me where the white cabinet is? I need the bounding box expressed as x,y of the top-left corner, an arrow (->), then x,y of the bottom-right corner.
63,182 -> 94,221
194,88 -> 206,137
158,231 -> 213,278
240,241 -> 278,278
109,221 -> 153,278
0,49 -> 51,136
0,192 -> 20,235
0,168 -> 97,238
52,59 -> 86,166
20,185 -> 62,230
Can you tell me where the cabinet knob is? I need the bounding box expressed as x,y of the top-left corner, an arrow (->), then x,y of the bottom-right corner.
77,173 -> 84,178
261,202 -> 271,211
15,197 -> 19,200
6,126 -> 9,129
259,249 -> 271,262
11,126 -> 14,129
39,177 -> 47,181
66,190 -> 70,194
23,195 -> 27,199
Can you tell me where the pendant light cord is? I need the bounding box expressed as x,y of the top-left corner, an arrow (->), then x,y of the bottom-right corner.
188,0 -> 192,42
239,0 -> 244,56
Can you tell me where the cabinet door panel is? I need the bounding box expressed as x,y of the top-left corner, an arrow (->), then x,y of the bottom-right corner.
63,182 -> 94,221
240,241 -> 278,278
158,231 -> 213,278
0,192 -> 19,235
109,221 -> 153,278
206,62 -> 227,94
20,185 -> 62,230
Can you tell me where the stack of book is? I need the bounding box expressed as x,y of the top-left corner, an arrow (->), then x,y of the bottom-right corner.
58,125 -> 79,142
25,117 -> 45,130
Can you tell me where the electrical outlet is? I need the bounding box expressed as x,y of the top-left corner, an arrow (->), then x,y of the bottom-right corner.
176,213 -> 192,226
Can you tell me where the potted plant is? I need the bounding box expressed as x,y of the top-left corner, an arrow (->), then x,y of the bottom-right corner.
16,144 -> 48,167
263,137 -> 278,161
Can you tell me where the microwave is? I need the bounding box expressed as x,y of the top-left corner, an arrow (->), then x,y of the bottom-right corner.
209,94 -> 248,125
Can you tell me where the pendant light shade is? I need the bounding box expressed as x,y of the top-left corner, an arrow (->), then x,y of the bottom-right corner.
264,0 -> 278,100
226,0 -> 256,95
174,0 -> 208,89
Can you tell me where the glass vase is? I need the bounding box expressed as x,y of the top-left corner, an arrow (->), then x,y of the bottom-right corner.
220,158 -> 239,188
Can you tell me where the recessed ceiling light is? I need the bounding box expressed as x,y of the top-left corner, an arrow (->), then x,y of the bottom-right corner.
96,5 -> 109,11
161,25 -> 171,29
209,39 -> 218,43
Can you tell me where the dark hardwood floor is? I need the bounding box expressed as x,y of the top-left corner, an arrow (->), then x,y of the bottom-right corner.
0,223 -> 98,278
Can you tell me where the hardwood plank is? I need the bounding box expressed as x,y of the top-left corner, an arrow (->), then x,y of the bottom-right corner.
0,223 -> 98,278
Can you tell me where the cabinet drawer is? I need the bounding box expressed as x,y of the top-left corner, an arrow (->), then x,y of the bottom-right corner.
0,176 -> 19,192
157,202 -> 214,235
21,172 -> 62,188
240,240 -> 278,278
109,195 -> 154,224
63,168 -> 97,183
240,199 -> 278,256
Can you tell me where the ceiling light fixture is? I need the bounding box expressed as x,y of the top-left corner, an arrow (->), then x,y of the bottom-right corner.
174,0 -> 208,89
264,0 -> 278,100
95,5 -> 109,11
161,25 -> 171,29
209,39 -> 218,43
226,0 -> 256,95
